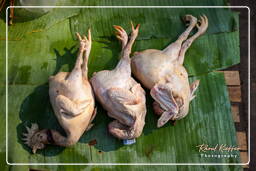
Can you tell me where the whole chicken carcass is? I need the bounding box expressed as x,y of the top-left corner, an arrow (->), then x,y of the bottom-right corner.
23,30 -> 96,153
131,15 -> 208,127
91,23 -> 146,141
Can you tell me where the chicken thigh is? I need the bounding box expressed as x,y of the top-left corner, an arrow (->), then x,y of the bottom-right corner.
91,23 -> 146,141
23,30 -> 96,153
131,15 -> 208,127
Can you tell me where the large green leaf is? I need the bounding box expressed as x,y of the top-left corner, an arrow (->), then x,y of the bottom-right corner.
5,72 -> 241,170
5,19 -> 76,85
5,8 -> 79,40
5,23 -> 240,85
60,0 -> 229,6
70,8 -> 238,40
0,0 -> 242,170
6,10 -> 239,83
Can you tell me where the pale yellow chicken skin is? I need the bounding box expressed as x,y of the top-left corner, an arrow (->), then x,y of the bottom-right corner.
91,24 -> 147,140
131,15 -> 208,127
23,30 -> 96,153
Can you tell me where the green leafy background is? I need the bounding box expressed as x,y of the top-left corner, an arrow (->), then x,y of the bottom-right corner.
0,0 -> 242,170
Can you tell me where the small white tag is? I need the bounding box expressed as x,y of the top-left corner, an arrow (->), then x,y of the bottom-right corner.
123,139 -> 136,145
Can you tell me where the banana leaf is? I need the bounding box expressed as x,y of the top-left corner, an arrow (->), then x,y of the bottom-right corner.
70,8 -> 238,39
4,8 -> 239,82
4,72 -> 241,170
0,0 -> 243,170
